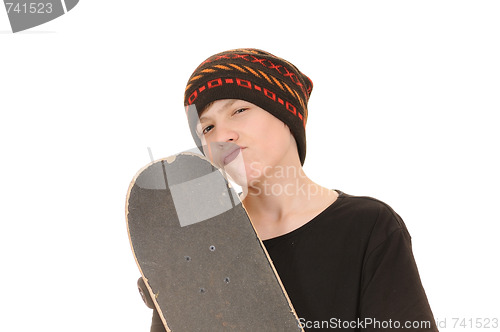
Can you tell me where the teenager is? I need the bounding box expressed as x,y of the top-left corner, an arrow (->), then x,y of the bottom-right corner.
139,48 -> 438,331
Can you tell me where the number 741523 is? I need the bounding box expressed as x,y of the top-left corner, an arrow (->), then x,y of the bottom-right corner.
5,2 -> 53,14
452,318 -> 499,329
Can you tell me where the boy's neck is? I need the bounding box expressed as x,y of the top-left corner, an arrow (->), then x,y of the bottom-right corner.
241,166 -> 338,240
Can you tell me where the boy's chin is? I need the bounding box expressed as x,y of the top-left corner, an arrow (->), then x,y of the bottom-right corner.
223,165 -> 248,187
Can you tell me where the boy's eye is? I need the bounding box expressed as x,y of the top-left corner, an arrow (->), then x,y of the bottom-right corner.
233,108 -> 247,115
199,108 -> 247,136
202,125 -> 213,135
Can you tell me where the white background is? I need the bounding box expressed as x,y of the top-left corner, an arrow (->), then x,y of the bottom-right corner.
1,1 -> 499,331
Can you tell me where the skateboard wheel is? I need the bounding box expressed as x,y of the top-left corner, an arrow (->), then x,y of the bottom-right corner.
137,277 -> 155,309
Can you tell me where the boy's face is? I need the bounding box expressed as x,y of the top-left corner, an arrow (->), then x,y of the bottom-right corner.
196,99 -> 299,187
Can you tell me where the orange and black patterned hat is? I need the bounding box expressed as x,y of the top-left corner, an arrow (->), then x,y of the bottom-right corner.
184,48 -> 313,165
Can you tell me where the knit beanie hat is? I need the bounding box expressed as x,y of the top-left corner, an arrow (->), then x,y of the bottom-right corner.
184,48 -> 313,165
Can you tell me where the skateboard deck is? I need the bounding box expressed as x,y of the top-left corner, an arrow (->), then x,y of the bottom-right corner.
126,152 -> 303,331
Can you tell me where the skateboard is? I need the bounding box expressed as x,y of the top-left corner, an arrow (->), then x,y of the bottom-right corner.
125,152 -> 303,331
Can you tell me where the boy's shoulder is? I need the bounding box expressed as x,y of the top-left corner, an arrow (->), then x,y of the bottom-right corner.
338,190 -> 400,216
335,190 -> 407,234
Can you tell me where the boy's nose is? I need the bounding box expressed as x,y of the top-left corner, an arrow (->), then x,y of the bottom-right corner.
215,125 -> 239,143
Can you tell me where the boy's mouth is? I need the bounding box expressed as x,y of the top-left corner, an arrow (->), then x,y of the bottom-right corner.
222,146 -> 242,166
